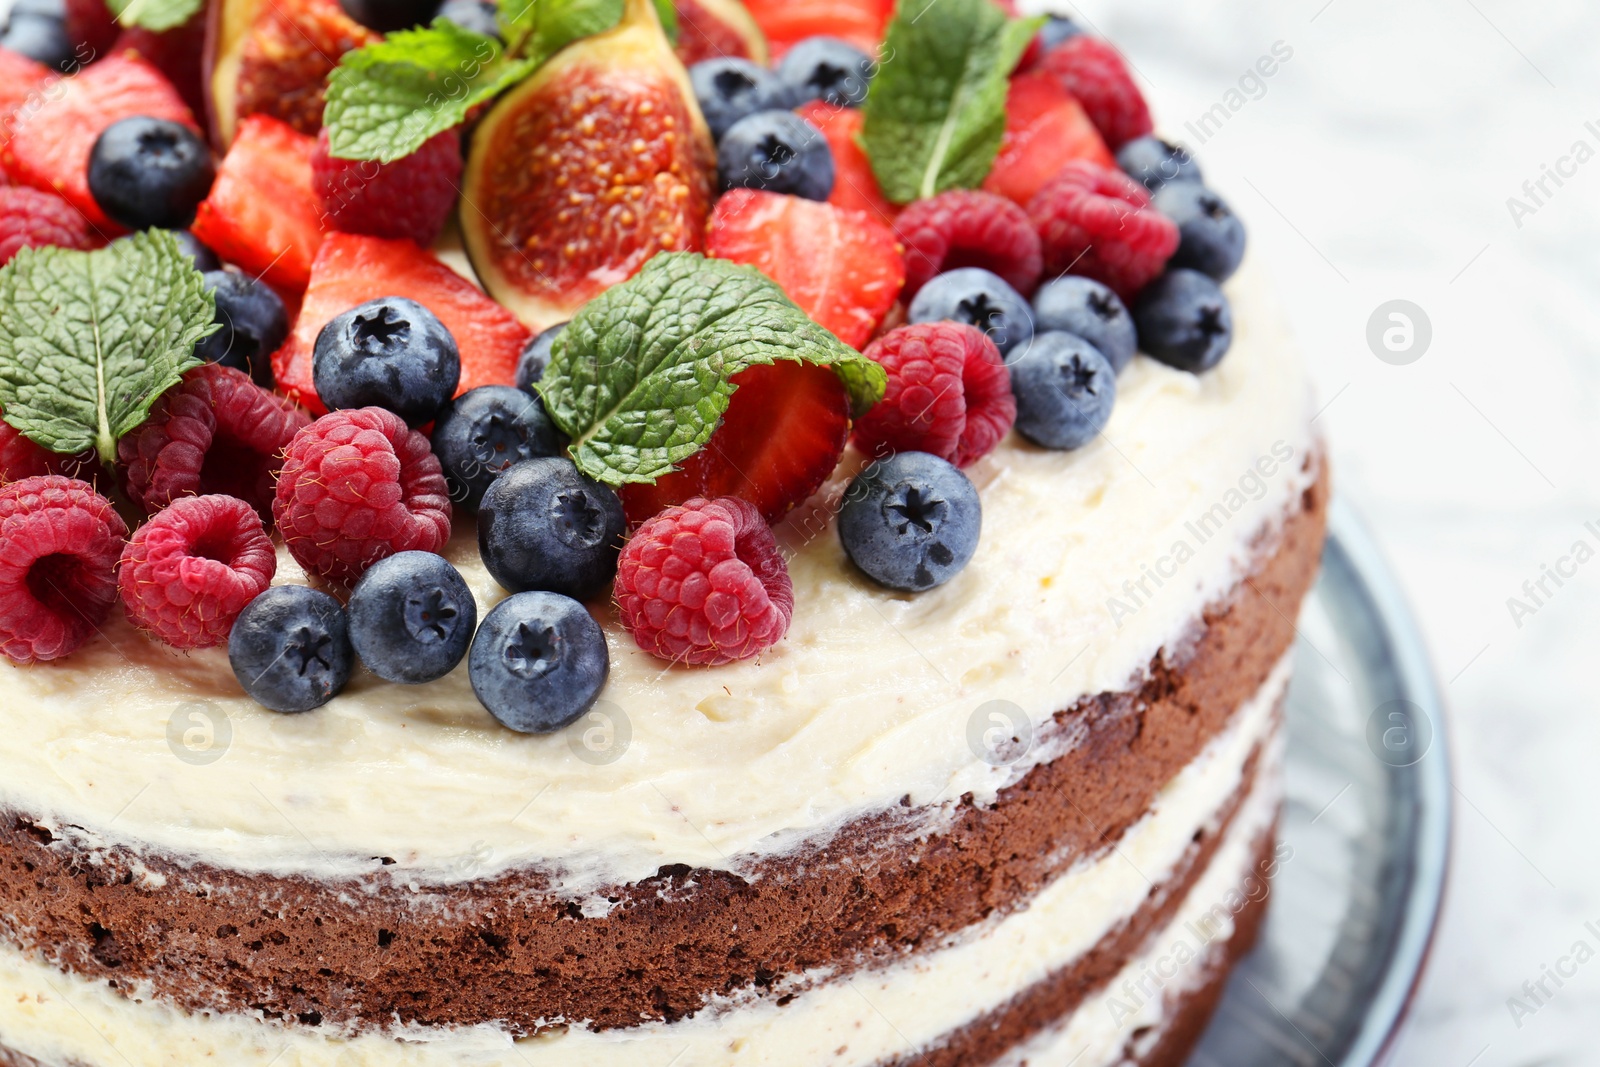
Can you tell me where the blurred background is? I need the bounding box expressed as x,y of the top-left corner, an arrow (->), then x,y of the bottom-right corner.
1061,0 -> 1598,1063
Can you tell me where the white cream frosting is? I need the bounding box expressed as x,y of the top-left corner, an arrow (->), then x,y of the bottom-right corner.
0,256 -> 1313,890
0,656 -> 1288,1067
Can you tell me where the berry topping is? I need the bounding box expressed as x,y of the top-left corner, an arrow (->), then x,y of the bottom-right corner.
469,590 -> 609,733
1031,275 -> 1137,374
0,410 -> 95,483
1116,135 -> 1202,193
1037,35 -> 1152,150
982,72 -> 1113,207
0,476 -> 127,664
478,457 -> 626,600
312,296 -> 462,428
87,116 -> 215,232
618,360 -> 850,526
742,0 -> 893,62
272,407 -> 453,585
515,322 -> 565,390
1,4 -> 74,70
794,101 -> 896,223
1133,268 -> 1234,374
689,57 -> 794,142
1010,332 -> 1117,450
838,452 -> 980,593
776,36 -> 875,108
0,186 -> 98,266
1152,182 -> 1246,282
119,363 -> 311,521
895,189 -> 1042,299
707,188 -> 904,349
312,126 -> 462,247
717,110 -> 835,202
432,385 -> 561,511
117,494 -> 277,650
1027,162 -> 1179,302
907,267 -> 1036,362
853,323 -> 1014,468
349,550 -> 478,685
194,270 -> 290,386
615,495 -> 793,666
338,0 -> 440,33
228,585 -> 353,713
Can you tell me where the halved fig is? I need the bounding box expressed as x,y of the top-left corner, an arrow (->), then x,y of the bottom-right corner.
673,0 -> 768,66
461,0 -> 715,330
205,0 -> 377,147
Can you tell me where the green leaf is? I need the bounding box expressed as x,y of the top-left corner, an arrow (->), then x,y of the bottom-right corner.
653,0 -> 681,44
861,0 -> 1043,204
106,0 -> 204,33
324,20 -> 535,163
0,232 -> 217,467
538,254 -> 887,486
499,0 -> 629,63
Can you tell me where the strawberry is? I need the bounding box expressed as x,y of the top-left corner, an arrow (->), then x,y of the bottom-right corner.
982,72 -> 1114,207
272,233 -> 531,415
618,360 -> 850,526
1,54 -> 196,231
742,0 -> 893,59
65,0 -> 121,57
110,17 -> 210,120
0,49 -> 56,157
795,101 -> 897,225
192,114 -> 325,292
708,189 -> 905,350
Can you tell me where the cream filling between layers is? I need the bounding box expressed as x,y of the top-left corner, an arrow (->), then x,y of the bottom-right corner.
0,257 -> 1312,890
0,656 -> 1288,1067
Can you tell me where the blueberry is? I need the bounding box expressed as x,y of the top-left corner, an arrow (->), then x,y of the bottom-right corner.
348,552 -> 478,685
195,270 -> 288,387
469,591 -> 609,734
718,110 -> 834,202
478,457 -> 626,600
691,58 -> 793,143
1031,276 -> 1136,374
229,586 -> 354,713
516,322 -> 566,390
1009,332 -> 1116,450
87,117 -> 216,232
437,0 -> 498,36
776,36 -> 875,108
908,268 -> 1036,362
433,386 -> 562,511
1115,135 -> 1202,193
839,452 -> 981,593
1036,16 -> 1082,52
313,296 -> 461,427
1,10 -> 75,72
339,0 -> 441,32
1133,269 -> 1233,373
1152,183 -> 1246,282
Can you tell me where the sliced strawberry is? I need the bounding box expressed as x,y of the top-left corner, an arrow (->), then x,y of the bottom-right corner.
708,189 -> 904,350
743,0 -> 893,59
192,114 -> 324,292
273,233 -> 532,415
795,100 -> 897,225
1,54 -> 197,231
982,72 -> 1114,207
618,361 -> 849,527
0,50 -> 56,155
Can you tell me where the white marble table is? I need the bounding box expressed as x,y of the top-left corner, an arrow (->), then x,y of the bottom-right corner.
1060,0 -> 1600,1062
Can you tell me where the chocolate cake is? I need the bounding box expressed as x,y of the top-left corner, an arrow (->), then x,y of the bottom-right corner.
0,0 -> 1327,1064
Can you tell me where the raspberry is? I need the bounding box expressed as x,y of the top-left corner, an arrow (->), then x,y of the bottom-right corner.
312,127 -> 463,247
615,496 -> 793,666
273,407 -> 452,585
1038,36 -> 1152,150
119,364 -> 310,521
118,495 -> 277,650
0,476 -> 127,664
1027,162 -> 1179,302
895,190 -> 1042,299
0,186 -> 98,266
0,411 -> 97,484
853,323 -> 1015,469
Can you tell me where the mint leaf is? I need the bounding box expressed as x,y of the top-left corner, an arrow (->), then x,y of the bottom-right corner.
654,0 -> 680,44
107,0 -> 204,33
325,20 -> 534,163
0,232 -> 217,467
500,0 -> 622,59
861,0 -> 1042,204
539,254 -> 886,486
